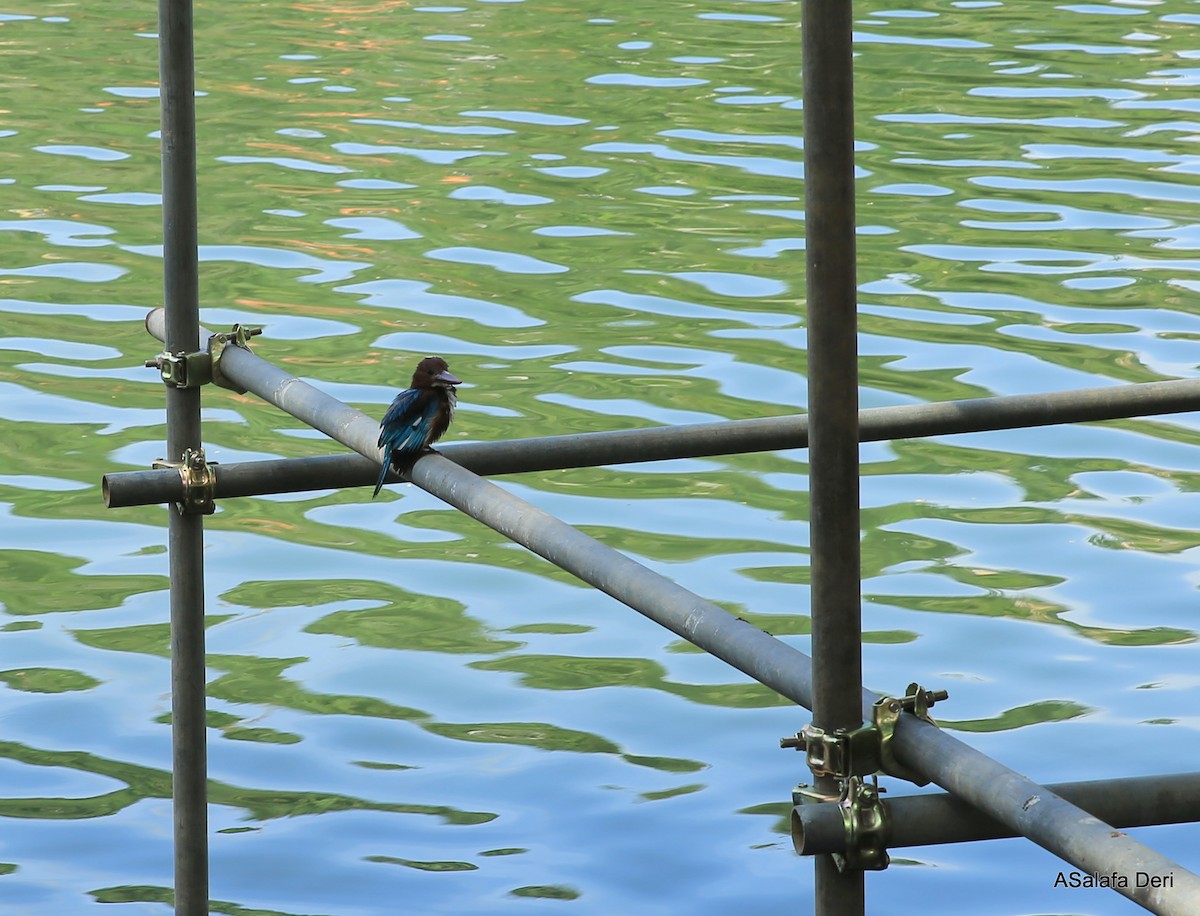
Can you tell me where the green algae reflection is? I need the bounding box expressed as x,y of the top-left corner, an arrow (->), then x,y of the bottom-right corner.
0,667 -> 101,694
0,739 -> 493,826
509,885 -> 581,901
366,856 -> 478,873
90,884 -> 338,915
225,578 -> 523,655
471,652 -> 792,709
0,550 -> 167,616
940,700 -> 1095,733
71,621 -> 692,765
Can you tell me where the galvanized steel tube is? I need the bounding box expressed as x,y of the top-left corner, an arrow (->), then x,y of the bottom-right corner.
802,0 -> 862,754
105,374 -> 1200,508
803,0 -> 865,910
156,1 -> 208,913
104,412 -> 803,507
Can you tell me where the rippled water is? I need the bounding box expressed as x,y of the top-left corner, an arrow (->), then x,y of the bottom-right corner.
3,2 -> 1200,914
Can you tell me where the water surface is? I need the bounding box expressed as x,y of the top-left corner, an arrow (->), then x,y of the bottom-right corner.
2,2 -> 1199,914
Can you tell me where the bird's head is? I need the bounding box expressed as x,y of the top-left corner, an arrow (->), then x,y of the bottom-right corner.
411,356 -> 462,389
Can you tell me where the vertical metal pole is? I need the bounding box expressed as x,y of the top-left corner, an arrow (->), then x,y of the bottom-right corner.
158,2 -> 208,913
802,2 -> 864,914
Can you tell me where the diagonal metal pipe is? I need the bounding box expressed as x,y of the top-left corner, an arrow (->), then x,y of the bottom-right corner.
126,312 -> 1200,914
887,713 -> 1200,913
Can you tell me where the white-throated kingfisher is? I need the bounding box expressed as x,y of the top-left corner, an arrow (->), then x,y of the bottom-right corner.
373,356 -> 461,497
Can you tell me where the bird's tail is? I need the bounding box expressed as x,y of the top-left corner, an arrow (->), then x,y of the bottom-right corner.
372,448 -> 392,498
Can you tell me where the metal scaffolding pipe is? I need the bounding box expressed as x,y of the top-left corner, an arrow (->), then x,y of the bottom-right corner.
795,772 -> 1200,855
803,0 -> 864,910
156,1 -> 208,913
104,374 -> 1200,509
888,712 -> 1200,913
132,314 -> 1200,913
859,379 -> 1200,439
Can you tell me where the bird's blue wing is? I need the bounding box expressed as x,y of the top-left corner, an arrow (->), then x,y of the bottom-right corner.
374,388 -> 440,497
379,388 -> 440,453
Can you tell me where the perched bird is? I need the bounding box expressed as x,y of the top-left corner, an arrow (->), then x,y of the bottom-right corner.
373,356 -> 462,498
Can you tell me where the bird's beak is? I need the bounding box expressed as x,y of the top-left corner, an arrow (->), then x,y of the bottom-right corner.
434,370 -> 462,386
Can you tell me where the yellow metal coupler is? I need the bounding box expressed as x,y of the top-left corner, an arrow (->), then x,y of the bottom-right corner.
789,775 -> 890,873
781,683 -> 949,872
152,447 -> 217,516
780,682 -> 947,782
874,682 -> 948,787
840,775 -> 889,872
145,323 -> 262,393
785,720 -> 881,781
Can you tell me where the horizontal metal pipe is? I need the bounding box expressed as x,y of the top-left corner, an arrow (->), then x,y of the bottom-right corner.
104,454 -> 374,507
104,311 -> 1200,508
130,310 -> 1200,911
796,771 -> 1200,854
102,419 -> 798,508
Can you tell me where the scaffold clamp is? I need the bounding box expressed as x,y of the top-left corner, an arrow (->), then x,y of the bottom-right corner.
780,682 -> 948,784
209,323 -> 260,393
145,323 -> 261,393
836,775 -> 890,872
789,776 -> 890,872
874,682 -> 948,787
153,447 -> 217,515
146,349 -> 210,389
783,721 -> 881,779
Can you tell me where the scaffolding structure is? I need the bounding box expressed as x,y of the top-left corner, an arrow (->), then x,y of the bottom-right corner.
102,2 -> 1200,914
